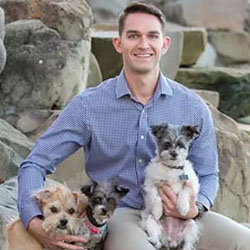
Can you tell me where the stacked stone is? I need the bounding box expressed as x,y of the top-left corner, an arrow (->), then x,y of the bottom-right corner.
0,7 -> 6,75
0,1 -> 250,240
0,0 -> 92,134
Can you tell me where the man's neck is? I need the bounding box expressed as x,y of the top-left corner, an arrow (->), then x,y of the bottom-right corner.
124,69 -> 160,105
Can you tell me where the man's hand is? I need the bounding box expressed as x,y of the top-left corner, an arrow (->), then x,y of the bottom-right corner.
28,217 -> 87,249
158,181 -> 199,219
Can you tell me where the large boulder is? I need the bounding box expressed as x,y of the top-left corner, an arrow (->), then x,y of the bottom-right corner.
175,67 -> 250,120
0,0 -> 92,113
167,23 -> 207,66
0,0 -> 92,41
209,105 -> 250,222
0,7 -> 7,74
193,42 -> 218,68
87,52 -> 103,88
86,0 -> 130,24
0,19 -> 90,111
244,0 -> 250,32
0,119 -> 34,180
163,0 -> 249,31
209,31 -> 250,65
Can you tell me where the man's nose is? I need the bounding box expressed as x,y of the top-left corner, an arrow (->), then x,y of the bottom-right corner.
138,36 -> 150,48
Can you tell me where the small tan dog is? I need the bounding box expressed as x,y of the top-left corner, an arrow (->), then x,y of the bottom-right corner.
7,184 -> 88,250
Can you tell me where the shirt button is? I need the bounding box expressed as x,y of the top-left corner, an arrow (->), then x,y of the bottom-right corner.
140,135 -> 145,140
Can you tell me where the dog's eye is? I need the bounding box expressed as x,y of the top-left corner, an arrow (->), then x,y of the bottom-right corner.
50,206 -> 58,213
68,208 -> 75,214
93,197 -> 102,204
176,142 -> 185,149
163,142 -> 171,149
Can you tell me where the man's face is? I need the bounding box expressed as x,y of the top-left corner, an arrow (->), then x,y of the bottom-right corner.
113,13 -> 170,75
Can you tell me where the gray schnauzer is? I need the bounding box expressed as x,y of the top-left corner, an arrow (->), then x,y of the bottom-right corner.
141,123 -> 200,250
79,179 -> 129,250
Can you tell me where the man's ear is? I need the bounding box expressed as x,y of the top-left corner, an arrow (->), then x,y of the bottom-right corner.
113,36 -> 123,54
161,36 -> 171,55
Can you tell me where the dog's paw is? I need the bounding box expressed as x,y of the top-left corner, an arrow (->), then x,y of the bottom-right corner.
177,200 -> 190,216
147,236 -> 162,249
152,197 -> 163,220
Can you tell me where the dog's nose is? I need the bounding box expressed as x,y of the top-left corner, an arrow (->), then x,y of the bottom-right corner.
59,218 -> 68,227
102,208 -> 108,214
170,151 -> 177,158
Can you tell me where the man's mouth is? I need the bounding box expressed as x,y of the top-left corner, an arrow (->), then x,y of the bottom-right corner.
134,53 -> 152,58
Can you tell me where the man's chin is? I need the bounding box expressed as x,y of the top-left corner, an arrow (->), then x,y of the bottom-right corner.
131,66 -> 156,74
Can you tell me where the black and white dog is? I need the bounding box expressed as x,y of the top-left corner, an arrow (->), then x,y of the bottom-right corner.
141,123 -> 200,250
80,179 -> 129,250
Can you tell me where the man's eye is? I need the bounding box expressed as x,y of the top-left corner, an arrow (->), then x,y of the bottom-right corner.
149,34 -> 158,39
128,34 -> 137,39
50,206 -> 58,213
68,208 -> 75,214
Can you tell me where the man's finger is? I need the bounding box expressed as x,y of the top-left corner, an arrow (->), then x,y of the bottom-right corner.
56,240 -> 85,250
159,185 -> 177,204
55,234 -> 87,243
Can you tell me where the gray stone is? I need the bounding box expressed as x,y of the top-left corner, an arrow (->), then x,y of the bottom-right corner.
163,0 -> 248,31
244,0 -> 250,32
194,89 -> 219,108
237,122 -> 250,135
176,67 -> 250,119
87,52 -> 103,88
167,23 -> 207,66
194,42 -> 218,68
0,7 -> 5,39
0,38 -> 6,74
0,7 -> 6,74
209,31 -> 250,65
0,119 -> 34,159
0,141 -> 23,180
0,119 -> 34,180
0,19 -> 90,110
208,104 -> 250,222
0,0 -> 92,41
91,29 -> 122,80
86,0 -> 130,24
160,29 -> 183,80
237,115 -> 250,125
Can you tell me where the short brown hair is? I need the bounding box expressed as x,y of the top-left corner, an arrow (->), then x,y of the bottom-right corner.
118,2 -> 166,36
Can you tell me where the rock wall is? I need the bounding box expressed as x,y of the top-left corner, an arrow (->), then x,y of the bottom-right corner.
0,0 -> 92,124
0,1 -> 250,242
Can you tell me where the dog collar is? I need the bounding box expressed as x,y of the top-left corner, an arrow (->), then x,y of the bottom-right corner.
82,211 -> 108,237
161,163 -> 184,170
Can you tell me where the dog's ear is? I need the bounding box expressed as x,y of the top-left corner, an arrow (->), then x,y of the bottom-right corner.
151,123 -> 168,140
182,125 -> 200,139
33,188 -> 52,206
73,192 -> 89,214
115,185 -> 129,198
80,182 -> 97,197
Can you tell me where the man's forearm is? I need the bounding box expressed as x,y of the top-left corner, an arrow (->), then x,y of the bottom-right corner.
197,172 -> 219,209
18,164 -> 45,228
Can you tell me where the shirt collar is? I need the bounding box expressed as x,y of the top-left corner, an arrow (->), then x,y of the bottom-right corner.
115,70 -> 173,99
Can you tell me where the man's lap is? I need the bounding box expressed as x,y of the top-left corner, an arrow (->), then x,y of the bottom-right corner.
104,208 -> 250,250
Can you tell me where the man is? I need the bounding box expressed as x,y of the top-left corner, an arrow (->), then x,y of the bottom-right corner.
18,2 -> 250,250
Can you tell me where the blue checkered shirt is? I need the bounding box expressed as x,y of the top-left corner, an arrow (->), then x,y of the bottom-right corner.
18,71 -> 219,228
